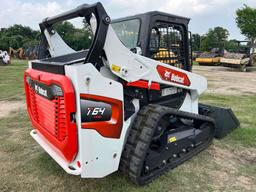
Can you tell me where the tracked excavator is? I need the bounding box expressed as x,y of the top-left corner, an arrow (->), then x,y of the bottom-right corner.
24,3 -> 239,185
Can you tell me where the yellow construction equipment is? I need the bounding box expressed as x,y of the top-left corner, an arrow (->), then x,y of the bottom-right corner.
195,50 -> 222,66
9,47 -> 25,59
154,48 -> 178,65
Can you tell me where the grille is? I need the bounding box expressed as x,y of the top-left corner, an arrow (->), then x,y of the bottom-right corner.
28,86 -> 67,141
25,68 -> 77,162
150,22 -> 185,68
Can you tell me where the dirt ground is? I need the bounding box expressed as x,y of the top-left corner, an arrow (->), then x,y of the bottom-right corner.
208,144 -> 256,191
0,63 -> 255,191
193,65 -> 256,191
193,65 -> 256,95
0,101 -> 26,118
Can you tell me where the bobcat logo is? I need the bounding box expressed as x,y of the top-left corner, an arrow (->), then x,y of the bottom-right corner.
164,70 -> 171,79
157,65 -> 191,86
35,84 -> 48,97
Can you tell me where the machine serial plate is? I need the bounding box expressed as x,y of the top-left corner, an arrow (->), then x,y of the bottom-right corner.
161,87 -> 178,97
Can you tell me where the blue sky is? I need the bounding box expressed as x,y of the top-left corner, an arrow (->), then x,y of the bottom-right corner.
1,0 -> 256,40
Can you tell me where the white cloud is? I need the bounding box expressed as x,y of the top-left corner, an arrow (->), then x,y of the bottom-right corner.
106,0 -> 231,18
0,0 -> 256,39
0,0 -> 63,29
104,0 -> 251,39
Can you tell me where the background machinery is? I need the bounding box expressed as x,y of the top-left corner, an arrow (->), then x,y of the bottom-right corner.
9,46 -> 39,60
0,50 -> 11,65
9,47 -> 25,59
220,40 -> 255,71
24,3 -> 239,185
195,47 -> 224,66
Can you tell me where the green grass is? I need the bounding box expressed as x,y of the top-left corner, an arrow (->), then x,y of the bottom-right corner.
192,61 -> 199,65
1,111 -> 255,192
0,59 -> 27,101
201,94 -> 256,147
0,60 -> 255,191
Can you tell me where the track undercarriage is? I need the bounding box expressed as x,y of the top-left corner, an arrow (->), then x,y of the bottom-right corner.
120,104 -> 215,185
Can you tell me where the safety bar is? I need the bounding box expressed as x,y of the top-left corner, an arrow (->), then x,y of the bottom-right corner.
38,2 -> 111,65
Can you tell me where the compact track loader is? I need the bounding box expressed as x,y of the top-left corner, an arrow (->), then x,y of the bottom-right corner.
24,3 -> 239,185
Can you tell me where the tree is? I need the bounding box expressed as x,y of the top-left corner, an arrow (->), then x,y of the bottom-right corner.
53,21 -> 92,51
225,39 -> 239,52
191,33 -> 201,51
0,25 -> 40,50
0,21 -> 92,52
200,27 -> 229,51
212,27 -> 229,45
236,5 -> 256,61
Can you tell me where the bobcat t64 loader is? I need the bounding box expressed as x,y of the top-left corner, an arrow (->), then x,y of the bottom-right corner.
24,2 -> 239,185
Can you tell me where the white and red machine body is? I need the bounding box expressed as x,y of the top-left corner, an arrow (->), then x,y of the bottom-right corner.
24,3 -> 238,183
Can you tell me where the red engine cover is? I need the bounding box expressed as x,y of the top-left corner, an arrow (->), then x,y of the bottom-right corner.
24,68 -> 77,163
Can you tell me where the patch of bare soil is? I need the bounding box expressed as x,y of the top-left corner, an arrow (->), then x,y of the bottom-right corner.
193,66 -> 256,95
0,101 -> 26,118
236,176 -> 255,191
208,145 -> 256,191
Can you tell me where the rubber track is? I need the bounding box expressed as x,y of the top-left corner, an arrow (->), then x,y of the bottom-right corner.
119,104 -> 215,185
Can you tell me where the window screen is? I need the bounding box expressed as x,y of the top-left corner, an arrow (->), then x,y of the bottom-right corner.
150,22 -> 185,69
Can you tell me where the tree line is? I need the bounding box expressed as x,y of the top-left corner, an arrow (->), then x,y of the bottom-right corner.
0,25 -> 40,51
192,5 -> 256,52
191,27 -> 237,52
0,5 -> 255,54
0,23 -> 238,52
0,21 -> 92,51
